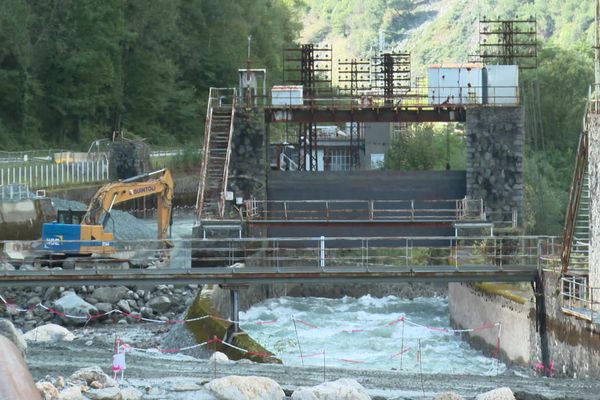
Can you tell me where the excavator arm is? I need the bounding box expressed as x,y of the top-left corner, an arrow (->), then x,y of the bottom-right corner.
83,169 -> 174,240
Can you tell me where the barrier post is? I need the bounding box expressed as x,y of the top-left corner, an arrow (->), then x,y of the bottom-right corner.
320,236 -> 325,270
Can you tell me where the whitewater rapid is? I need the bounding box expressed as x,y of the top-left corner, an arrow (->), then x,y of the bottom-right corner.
241,295 -> 505,375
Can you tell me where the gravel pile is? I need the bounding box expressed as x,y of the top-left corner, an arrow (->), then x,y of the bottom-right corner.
50,198 -> 155,241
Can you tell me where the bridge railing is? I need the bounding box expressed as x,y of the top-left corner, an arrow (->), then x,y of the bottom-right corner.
244,198 -> 484,222
538,236 -> 562,272
266,85 -> 520,110
0,235 -> 545,273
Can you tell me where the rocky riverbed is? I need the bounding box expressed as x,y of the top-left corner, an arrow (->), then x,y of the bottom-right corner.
0,297 -> 598,400
24,322 -> 600,400
0,284 -> 196,332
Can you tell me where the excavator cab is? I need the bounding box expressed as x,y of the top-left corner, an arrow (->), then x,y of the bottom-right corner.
57,209 -> 86,225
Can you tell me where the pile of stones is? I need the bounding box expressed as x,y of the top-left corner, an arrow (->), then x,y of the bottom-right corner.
0,284 -> 197,331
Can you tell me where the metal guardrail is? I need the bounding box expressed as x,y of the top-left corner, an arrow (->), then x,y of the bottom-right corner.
266,85 -> 520,109
560,275 -> 600,323
244,198 -> 485,222
0,159 -> 109,189
485,209 -> 520,229
0,235 -> 544,287
539,237 -> 562,272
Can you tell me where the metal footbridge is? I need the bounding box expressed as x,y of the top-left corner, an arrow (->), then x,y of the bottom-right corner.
0,236 -> 555,287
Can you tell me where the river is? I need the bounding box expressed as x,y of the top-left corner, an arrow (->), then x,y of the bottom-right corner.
240,295 -> 504,375
157,215 -> 504,375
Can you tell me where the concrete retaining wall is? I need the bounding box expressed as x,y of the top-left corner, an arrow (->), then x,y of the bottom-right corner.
536,270 -> 600,377
449,271 -> 600,377
0,198 -> 55,240
448,283 -> 533,364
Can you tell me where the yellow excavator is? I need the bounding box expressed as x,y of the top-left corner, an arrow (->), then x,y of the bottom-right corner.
42,168 -> 174,256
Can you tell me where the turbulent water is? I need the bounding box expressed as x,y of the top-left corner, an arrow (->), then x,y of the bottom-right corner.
145,215 -> 505,376
241,295 -> 505,375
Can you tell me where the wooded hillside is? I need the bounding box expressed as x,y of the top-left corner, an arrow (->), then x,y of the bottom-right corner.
0,0 -> 299,149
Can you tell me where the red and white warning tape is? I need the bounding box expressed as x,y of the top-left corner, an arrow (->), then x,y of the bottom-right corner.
0,292 -> 503,368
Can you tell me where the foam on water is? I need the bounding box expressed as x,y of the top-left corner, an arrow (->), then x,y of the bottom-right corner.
240,295 -> 506,375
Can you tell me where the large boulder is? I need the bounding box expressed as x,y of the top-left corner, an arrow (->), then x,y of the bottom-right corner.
54,293 -> 98,321
476,388 -> 516,400
24,324 -> 76,343
0,335 -> 41,399
0,318 -> 27,356
146,296 -> 171,313
205,375 -> 285,400
36,381 -> 59,399
291,379 -> 370,400
59,386 -> 83,400
92,287 -> 129,304
85,387 -> 122,400
69,366 -> 117,388
209,351 -> 230,364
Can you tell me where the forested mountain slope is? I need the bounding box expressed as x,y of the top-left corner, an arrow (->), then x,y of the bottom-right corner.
0,0 -> 299,149
296,0 -> 595,68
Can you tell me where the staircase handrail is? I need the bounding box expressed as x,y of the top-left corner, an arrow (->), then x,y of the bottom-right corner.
561,130 -> 588,274
218,89 -> 237,218
195,87 -> 217,222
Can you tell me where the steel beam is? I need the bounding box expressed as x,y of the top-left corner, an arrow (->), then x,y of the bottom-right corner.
265,107 -> 466,124
0,266 -> 537,287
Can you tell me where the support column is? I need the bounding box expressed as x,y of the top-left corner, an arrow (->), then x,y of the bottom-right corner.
230,289 -> 240,333
466,106 -> 525,226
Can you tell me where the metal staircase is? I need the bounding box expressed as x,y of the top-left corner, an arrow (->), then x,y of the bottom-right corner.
561,131 -> 589,274
196,88 -> 237,221
569,171 -> 590,272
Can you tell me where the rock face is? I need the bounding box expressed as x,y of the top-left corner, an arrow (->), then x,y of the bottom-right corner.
466,106 -> 524,225
205,375 -> 285,400
476,387 -> 516,400
54,292 -> 98,321
291,379 -> 371,400
24,324 -> 76,343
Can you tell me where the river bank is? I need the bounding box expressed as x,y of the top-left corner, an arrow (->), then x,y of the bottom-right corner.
25,322 -> 600,400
